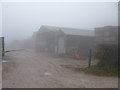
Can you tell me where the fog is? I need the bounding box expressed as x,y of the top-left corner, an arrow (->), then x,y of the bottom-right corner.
1,2 -> 119,88
1,2 -> 118,44
0,3 -> 2,37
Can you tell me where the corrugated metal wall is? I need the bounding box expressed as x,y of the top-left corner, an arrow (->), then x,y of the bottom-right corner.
0,37 -> 4,59
0,37 -> 2,59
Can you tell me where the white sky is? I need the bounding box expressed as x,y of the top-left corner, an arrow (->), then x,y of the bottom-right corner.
0,2 -> 118,42
0,3 -> 2,37
0,0 -> 119,2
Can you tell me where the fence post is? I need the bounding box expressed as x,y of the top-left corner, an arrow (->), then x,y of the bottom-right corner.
2,37 -> 4,58
88,48 -> 92,68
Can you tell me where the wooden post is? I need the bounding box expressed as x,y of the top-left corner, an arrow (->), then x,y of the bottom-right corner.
88,48 -> 92,68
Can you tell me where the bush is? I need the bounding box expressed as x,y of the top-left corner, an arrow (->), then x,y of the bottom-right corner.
81,44 -> 119,77
95,44 -> 118,67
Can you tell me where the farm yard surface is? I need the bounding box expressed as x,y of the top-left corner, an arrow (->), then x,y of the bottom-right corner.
2,49 -> 118,88
0,62 -> 1,89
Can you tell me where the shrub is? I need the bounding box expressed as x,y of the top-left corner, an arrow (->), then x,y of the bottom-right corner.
94,44 -> 118,68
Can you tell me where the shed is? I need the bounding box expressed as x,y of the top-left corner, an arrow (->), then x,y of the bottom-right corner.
35,25 -> 95,56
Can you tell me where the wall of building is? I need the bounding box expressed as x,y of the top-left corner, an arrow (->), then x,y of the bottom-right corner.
95,26 -> 118,45
0,37 -> 4,59
0,3 -> 2,37
0,37 -> 2,59
66,35 -> 94,56
35,31 -> 57,53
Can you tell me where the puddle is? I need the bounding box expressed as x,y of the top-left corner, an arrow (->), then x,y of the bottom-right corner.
44,72 -> 52,76
0,60 -> 13,62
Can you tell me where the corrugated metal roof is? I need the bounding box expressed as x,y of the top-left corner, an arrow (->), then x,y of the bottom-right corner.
45,26 -> 59,31
39,25 -> 94,36
60,28 -> 94,36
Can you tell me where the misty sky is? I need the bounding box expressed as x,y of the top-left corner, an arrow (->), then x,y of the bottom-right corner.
0,3 -> 2,37
0,2 -> 118,43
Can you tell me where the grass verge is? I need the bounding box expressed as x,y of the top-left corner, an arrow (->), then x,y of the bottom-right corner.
83,65 -> 118,77
61,64 -> 119,77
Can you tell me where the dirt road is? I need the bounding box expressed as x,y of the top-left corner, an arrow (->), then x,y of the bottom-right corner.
3,50 -> 118,88
0,56 -> 2,89
0,62 -> 2,89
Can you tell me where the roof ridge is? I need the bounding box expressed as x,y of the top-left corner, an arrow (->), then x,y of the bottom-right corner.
41,25 -> 92,31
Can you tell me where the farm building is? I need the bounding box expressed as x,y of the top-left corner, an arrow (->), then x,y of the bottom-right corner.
0,37 -> 2,59
95,26 -> 118,45
35,25 -> 94,56
0,37 -> 4,59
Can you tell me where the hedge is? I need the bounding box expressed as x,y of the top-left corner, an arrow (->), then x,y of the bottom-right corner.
94,44 -> 118,68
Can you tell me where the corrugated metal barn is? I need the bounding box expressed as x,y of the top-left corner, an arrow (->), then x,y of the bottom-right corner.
95,26 -> 118,45
35,25 -> 94,56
